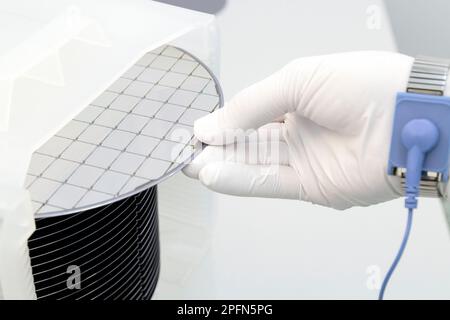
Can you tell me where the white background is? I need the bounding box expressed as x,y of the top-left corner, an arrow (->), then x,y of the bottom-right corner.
154,0 -> 450,299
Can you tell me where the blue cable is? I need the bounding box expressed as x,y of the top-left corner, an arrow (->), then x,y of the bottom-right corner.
378,208 -> 413,300
380,118 -> 439,299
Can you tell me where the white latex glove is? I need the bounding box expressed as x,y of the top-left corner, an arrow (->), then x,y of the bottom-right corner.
183,51 -> 418,210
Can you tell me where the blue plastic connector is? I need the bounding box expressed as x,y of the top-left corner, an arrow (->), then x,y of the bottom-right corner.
381,92 -> 450,300
401,119 -> 439,209
388,92 -> 450,183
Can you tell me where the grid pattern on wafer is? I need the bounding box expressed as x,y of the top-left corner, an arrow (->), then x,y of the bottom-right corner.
26,45 -> 221,215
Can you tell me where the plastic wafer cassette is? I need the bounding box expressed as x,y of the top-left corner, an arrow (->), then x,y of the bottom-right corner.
26,45 -> 223,300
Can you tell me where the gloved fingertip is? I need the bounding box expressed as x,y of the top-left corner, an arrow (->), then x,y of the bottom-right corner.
193,111 -> 226,145
181,164 -> 198,179
198,163 -> 221,188
193,128 -> 215,145
182,153 -> 208,178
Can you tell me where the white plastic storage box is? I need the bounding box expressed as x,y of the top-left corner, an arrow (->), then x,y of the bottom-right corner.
0,0 -> 221,300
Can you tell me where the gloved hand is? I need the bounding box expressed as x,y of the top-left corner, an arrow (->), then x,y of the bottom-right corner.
183,51 -> 417,210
